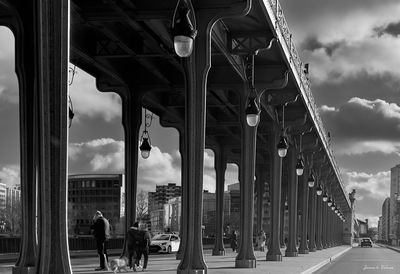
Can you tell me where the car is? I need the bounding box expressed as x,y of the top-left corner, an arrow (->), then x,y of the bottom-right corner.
149,233 -> 180,254
360,238 -> 372,247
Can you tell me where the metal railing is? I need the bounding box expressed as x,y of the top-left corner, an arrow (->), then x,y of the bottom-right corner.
265,0 -> 349,208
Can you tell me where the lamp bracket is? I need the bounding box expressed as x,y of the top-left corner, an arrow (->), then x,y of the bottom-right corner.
288,120 -> 311,136
229,34 -> 276,55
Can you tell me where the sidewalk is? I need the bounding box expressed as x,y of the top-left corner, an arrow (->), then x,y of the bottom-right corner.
0,246 -> 351,274
71,246 -> 351,274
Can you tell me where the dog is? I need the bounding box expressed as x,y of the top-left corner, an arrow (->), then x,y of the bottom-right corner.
108,256 -> 129,273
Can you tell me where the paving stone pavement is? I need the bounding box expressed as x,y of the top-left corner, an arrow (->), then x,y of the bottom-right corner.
70,245 -> 351,274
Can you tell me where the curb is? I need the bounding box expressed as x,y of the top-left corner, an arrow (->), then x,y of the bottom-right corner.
377,244 -> 400,253
299,246 -> 352,274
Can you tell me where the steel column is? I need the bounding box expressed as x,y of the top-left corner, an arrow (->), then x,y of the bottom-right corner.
280,184 -> 287,248
176,126 -> 187,260
322,201 -> 328,248
177,11 -> 210,273
298,168 -> 309,254
213,147 -> 227,256
12,3 -> 39,272
255,168 -> 267,235
308,186 -> 317,252
120,91 -> 142,256
285,147 -> 298,257
328,209 -> 333,247
266,126 -> 283,261
36,0 -> 71,272
316,194 -> 323,250
235,91 -> 257,268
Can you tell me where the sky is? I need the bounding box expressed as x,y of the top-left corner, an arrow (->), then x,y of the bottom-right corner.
1,1 -> 400,228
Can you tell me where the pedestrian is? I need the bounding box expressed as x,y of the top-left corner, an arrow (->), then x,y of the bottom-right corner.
90,211 -> 110,271
258,230 -> 266,252
136,222 -> 151,271
127,222 -> 141,270
230,230 -> 238,252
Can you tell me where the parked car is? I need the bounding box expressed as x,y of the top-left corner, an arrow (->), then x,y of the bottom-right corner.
360,238 -> 372,247
149,233 -> 180,254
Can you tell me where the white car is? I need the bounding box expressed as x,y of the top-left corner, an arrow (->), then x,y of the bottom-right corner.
149,234 -> 180,254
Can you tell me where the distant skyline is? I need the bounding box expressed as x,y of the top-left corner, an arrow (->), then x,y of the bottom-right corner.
1,1 -> 400,227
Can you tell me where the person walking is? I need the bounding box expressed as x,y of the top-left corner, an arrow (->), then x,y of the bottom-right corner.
91,211 -> 110,271
127,222 -> 141,270
136,223 -> 151,271
230,230 -> 238,252
258,230 -> 266,252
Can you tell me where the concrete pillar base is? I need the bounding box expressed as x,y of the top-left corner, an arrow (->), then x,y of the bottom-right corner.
317,246 -> 323,250
266,254 -> 282,261
285,251 -> 298,257
298,249 -> 309,254
176,252 -> 183,260
212,249 -> 225,256
235,259 -> 257,268
12,266 -> 37,274
309,247 -> 317,252
177,269 -> 206,274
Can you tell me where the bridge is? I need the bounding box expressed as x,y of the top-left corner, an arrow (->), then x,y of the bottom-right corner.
0,0 -> 354,273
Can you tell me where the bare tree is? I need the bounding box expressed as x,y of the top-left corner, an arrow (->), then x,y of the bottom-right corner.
136,190 -> 148,221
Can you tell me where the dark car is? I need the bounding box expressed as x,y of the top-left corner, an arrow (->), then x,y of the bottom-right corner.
360,238 -> 372,247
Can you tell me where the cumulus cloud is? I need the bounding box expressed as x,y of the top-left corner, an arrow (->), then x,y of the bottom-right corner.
342,170 -> 390,227
69,68 -> 122,123
375,21 -> 400,37
321,98 -> 400,155
0,27 -> 18,104
302,36 -> 400,84
319,105 -> 337,113
343,171 -> 390,200
279,0 -> 400,86
0,165 -> 20,187
68,138 -> 124,173
312,71 -> 400,107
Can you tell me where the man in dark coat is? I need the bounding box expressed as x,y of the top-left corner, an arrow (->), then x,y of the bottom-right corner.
91,211 -> 110,271
136,223 -> 151,271
127,222 -> 141,270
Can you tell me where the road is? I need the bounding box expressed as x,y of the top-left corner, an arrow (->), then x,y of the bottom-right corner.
314,244 -> 400,274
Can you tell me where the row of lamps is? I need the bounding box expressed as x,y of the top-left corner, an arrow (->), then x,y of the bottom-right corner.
161,0 -> 344,224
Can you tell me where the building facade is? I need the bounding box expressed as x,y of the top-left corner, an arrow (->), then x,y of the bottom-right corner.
67,174 -> 125,236
377,216 -> 382,241
382,197 -> 391,243
148,183 -> 182,212
390,165 -> 400,245
0,183 -> 6,210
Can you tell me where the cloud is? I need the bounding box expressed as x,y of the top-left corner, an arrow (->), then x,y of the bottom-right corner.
321,98 -> 400,155
303,36 -> 400,84
69,68 -> 122,122
342,170 -> 389,227
279,1 -> 400,86
0,27 -> 18,104
343,171 -> 390,200
300,37 -> 343,57
68,138 -> 124,173
0,165 -> 20,187
312,71 -> 400,107
375,21 -> 400,37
